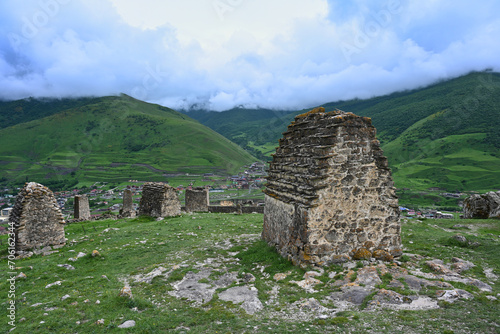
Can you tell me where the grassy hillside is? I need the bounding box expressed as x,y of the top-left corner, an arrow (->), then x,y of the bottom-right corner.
186,72 -> 500,199
321,72 -> 500,145
1,213 -> 498,333
0,96 -> 99,130
183,108 -> 296,160
0,95 -> 255,186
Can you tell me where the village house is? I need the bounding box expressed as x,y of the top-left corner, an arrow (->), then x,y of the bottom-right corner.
0,207 -> 13,223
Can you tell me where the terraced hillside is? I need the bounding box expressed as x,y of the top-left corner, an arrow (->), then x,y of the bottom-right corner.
185,72 -> 500,200
0,95 -> 255,186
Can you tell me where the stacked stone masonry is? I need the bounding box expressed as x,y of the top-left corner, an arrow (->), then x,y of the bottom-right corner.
120,189 -> 136,218
139,182 -> 181,218
185,187 -> 209,212
262,108 -> 401,266
208,206 -> 264,214
74,195 -> 91,220
10,182 -> 66,253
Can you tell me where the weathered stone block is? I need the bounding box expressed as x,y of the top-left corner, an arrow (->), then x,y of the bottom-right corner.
352,248 -> 372,260
120,189 -> 136,218
463,191 -> 500,219
185,187 -> 209,212
10,182 -> 66,253
74,195 -> 91,220
263,108 -> 401,266
139,182 -> 181,218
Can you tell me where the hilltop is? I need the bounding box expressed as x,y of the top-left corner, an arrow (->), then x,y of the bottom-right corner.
0,95 -> 255,187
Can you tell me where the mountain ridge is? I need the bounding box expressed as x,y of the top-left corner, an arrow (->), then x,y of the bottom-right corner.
0,95 -> 256,186
183,71 -> 500,195
1,72 -> 499,202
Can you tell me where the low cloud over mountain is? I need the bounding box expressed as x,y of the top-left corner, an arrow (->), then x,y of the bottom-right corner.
1,0 -> 500,110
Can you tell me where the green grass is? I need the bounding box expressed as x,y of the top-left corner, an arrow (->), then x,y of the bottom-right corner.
0,95 -> 256,186
186,72 -> 500,204
237,240 -> 296,276
247,141 -> 278,158
0,214 -> 499,333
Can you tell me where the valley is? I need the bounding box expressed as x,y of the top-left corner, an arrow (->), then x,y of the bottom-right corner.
0,72 -> 499,210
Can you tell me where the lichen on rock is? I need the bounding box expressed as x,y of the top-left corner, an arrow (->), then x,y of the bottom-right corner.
262,109 -> 401,266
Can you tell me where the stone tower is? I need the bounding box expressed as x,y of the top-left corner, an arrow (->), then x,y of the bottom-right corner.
10,182 -> 66,253
120,189 -> 136,218
185,187 -> 209,212
74,195 -> 91,220
262,108 -> 401,266
139,182 -> 181,218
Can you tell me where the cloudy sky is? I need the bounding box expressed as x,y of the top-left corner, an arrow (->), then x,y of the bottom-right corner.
1,0 -> 499,111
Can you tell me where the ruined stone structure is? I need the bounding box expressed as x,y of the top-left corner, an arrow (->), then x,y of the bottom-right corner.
120,189 -> 136,218
138,182 -> 181,218
262,108 -> 401,266
10,182 -> 66,253
208,206 -> 264,214
185,187 -> 209,212
74,195 -> 91,220
463,191 -> 500,219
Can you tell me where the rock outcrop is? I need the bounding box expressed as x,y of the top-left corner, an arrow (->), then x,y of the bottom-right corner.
10,182 -> 66,253
463,191 -> 500,219
262,108 -> 401,266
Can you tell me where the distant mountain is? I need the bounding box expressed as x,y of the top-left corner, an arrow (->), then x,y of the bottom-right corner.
184,72 -> 500,195
181,108 -> 296,160
0,96 -> 98,130
0,95 -> 255,186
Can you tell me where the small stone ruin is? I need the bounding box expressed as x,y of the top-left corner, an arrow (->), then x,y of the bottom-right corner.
262,108 -> 401,266
74,195 -> 91,220
463,190 -> 500,219
185,187 -> 209,212
120,189 -> 136,218
139,182 -> 181,218
10,182 -> 66,253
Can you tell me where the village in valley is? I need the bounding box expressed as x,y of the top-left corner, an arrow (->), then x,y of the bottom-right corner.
0,162 -> 268,232
0,158 -> 475,234
1,108 -> 498,333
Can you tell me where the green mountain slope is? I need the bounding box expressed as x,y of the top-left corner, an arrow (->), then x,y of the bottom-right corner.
0,95 -> 255,186
320,72 -> 500,145
322,72 -> 500,194
185,72 -> 500,195
0,96 -> 99,130
183,108 -> 295,160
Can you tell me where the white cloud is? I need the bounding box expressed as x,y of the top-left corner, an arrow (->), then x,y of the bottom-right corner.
0,0 -> 499,110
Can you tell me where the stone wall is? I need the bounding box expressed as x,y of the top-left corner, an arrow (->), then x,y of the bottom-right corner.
463,191 -> 500,219
208,206 -> 264,214
74,195 -> 91,220
185,187 -> 209,212
10,182 -> 66,253
120,189 -> 136,218
262,108 -> 401,266
138,182 -> 181,218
